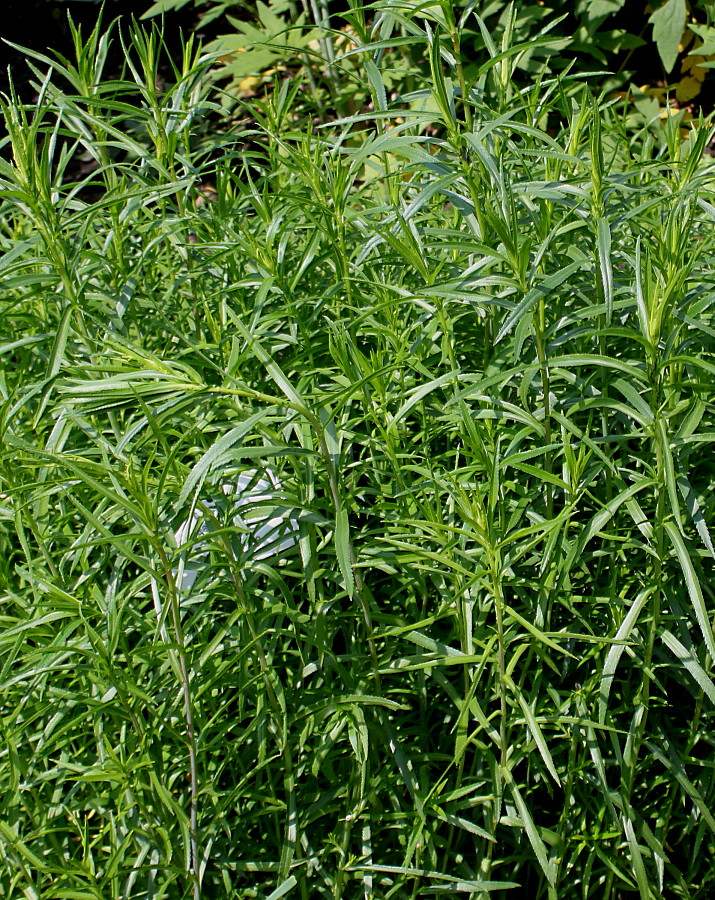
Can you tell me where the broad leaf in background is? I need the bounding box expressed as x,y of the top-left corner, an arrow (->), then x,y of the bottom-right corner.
649,0 -> 687,72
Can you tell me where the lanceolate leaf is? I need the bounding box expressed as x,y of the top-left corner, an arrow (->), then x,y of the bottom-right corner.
178,409 -> 272,507
664,522 -> 715,661
645,738 -> 715,834
661,630 -> 715,706
596,217 -> 613,324
335,506 -> 355,597
503,770 -> 556,886
600,589 -> 652,723
496,261 -> 583,343
677,472 -> 715,559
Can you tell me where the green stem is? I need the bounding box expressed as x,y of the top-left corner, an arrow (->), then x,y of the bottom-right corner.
534,299 -> 553,518
156,544 -> 201,900
316,427 -> 382,692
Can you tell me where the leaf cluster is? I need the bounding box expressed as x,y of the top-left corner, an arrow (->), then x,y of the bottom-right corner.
2,11 -> 715,900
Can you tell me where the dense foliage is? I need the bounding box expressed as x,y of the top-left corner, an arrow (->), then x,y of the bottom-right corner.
138,0 -> 715,110
2,5 -> 715,899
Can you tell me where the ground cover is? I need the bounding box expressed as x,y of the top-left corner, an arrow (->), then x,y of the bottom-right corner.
1,6 -> 715,898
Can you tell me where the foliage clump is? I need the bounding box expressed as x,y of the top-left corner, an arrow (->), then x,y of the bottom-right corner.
1,6 -> 715,899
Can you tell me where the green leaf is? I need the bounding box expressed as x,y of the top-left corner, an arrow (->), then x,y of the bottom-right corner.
503,769 -> 555,886
649,0 -> 686,72
510,680 -> 561,784
364,59 -> 387,112
390,370 -> 459,429
46,304 -> 73,380
622,816 -> 650,900
677,473 -> 715,559
496,262 -> 584,344
600,589 -> 651,723
0,820 -> 48,871
661,630 -> 715,706
433,808 -> 495,842
335,507 -> 355,597
688,22 -> 715,56
266,875 -> 297,899
596,217 -> 613,324
645,737 -> 715,833
141,0 -> 193,18
178,410 -> 272,508
502,605 -> 577,659
345,864 -> 517,891
664,522 -> 715,661
656,417 -> 683,534
564,478 -> 655,577
226,308 -> 307,411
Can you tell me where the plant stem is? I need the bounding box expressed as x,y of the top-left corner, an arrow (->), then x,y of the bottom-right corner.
156,544 -> 201,900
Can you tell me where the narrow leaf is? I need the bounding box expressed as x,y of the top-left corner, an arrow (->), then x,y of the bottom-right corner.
503,770 -> 555,886
265,875 -> 297,900
656,418 -> 683,533
662,630 -> 715,706
496,262 -> 583,343
664,522 -> 715,660
511,683 -> 560,784
178,410 -> 271,508
623,816 -> 650,900
645,738 -> 715,834
600,590 -> 651,723
596,217 -> 613,324
336,507 -> 355,597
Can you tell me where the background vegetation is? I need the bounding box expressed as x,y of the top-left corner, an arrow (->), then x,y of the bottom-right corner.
136,0 -> 715,114
2,1 -> 715,899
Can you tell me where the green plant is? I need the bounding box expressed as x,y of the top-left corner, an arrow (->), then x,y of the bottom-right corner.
140,0 -> 332,104
138,0 -> 715,118
2,10 -> 715,899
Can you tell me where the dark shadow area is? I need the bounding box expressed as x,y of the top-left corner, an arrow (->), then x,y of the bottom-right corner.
1,0 -> 209,104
